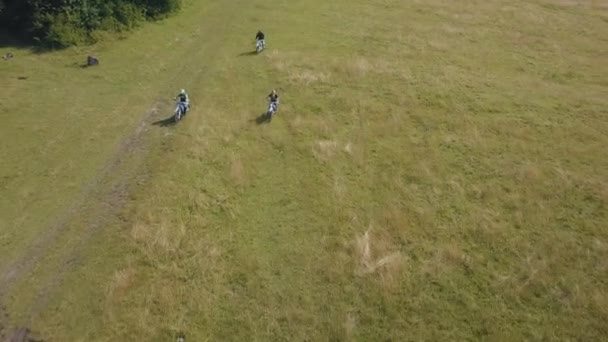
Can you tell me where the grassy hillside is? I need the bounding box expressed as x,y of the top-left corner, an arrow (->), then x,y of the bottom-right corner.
1,0 -> 607,340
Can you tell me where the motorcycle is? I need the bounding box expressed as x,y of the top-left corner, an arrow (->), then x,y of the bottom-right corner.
174,101 -> 188,123
256,39 -> 265,54
267,100 -> 278,121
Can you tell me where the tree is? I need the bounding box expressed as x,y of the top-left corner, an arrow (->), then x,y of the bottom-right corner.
0,0 -> 181,47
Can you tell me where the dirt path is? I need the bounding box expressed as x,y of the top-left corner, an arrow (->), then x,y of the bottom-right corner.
0,102 -> 171,341
0,3 -> 239,338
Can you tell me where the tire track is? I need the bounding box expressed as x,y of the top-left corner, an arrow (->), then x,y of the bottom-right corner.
0,102 -> 167,338
0,106 -> 158,292
25,105 -> 163,321
0,1 -> 239,336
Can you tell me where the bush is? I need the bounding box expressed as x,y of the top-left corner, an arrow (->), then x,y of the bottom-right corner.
44,12 -> 88,47
31,3 -> 93,47
139,0 -> 181,18
0,0 -> 181,47
114,2 -> 145,29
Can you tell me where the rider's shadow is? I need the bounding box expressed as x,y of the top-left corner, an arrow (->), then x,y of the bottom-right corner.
152,116 -> 176,127
254,112 -> 271,125
238,51 -> 258,57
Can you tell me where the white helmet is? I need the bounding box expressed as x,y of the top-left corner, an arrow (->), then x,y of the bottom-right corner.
180,89 -> 186,94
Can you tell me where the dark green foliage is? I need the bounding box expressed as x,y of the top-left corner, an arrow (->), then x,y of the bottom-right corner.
0,0 -> 181,47
137,0 -> 181,18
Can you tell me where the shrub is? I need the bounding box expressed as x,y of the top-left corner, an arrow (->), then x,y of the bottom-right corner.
114,2 -> 145,29
44,12 -> 88,47
139,0 -> 181,18
0,0 -> 181,47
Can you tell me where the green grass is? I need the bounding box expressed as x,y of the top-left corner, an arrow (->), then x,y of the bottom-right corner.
1,0 -> 607,340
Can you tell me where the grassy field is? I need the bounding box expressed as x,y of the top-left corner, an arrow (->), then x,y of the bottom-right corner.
1,0 -> 607,340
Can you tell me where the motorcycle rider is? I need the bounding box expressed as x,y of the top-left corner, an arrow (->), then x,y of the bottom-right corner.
268,89 -> 279,112
175,89 -> 190,114
255,30 -> 265,50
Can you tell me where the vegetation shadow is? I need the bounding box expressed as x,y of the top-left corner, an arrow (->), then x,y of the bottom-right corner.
0,31 -> 56,54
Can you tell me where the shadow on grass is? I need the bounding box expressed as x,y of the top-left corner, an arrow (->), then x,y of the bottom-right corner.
253,112 -> 271,125
152,116 -> 177,127
0,30 -> 56,54
238,51 -> 258,57
61,61 -> 101,69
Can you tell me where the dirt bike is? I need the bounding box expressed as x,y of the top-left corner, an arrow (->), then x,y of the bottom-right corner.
174,101 -> 188,123
256,39 -> 265,54
267,101 -> 278,121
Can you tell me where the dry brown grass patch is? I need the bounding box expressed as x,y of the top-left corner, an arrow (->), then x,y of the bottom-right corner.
106,267 -> 136,303
595,180 -> 608,203
288,69 -> 330,85
514,254 -> 548,293
343,141 -> 353,155
131,221 -> 152,243
354,228 -> 401,277
423,244 -> 471,277
333,174 -> 346,202
131,217 -> 186,254
265,50 -> 331,84
518,162 -> 543,183
344,313 -> 356,341
265,49 -> 288,71
448,178 -> 466,196
553,165 -> 573,187
332,57 -> 396,78
312,140 -> 357,162
493,253 -> 554,297
312,140 -> 339,161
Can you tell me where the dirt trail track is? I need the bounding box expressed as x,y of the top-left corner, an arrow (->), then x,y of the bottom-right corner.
0,103 -> 169,341
1,3 -> 240,338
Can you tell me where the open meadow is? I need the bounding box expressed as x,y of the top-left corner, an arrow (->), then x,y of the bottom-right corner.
1,0 -> 607,340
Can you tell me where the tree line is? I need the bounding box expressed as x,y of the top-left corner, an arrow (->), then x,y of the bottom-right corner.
0,0 -> 181,47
